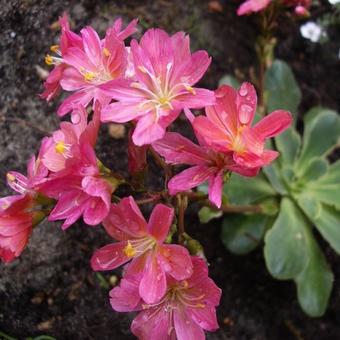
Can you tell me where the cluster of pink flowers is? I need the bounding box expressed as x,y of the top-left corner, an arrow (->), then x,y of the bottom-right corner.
0,14 -> 292,339
237,0 -> 311,16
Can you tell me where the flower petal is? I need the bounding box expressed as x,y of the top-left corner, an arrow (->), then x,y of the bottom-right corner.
147,204 -> 174,242
91,241 -> 131,271
152,132 -> 211,166
208,172 -> 223,208
174,308 -> 205,340
236,82 -> 257,125
168,165 -> 216,195
139,253 -> 167,304
158,244 -> 193,280
252,109 -> 292,140
103,196 -> 148,241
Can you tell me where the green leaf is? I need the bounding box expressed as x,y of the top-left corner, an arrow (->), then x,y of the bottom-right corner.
218,74 -> 240,88
222,214 -> 269,255
296,110 -> 340,173
275,127 -> 301,166
224,172 -> 276,205
264,60 -> 301,118
306,160 -> 340,209
264,198 -> 309,279
198,206 -> 223,224
296,194 -> 322,221
263,162 -> 288,195
295,228 -> 333,317
298,158 -> 328,182
300,202 -> 340,255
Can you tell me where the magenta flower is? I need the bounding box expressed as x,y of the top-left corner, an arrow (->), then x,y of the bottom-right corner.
42,15 -> 137,116
237,0 -> 310,16
41,104 -> 100,173
0,195 -> 34,263
153,132 -> 258,208
110,257 -> 221,340
237,0 -> 271,15
193,84 -> 292,170
37,143 -> 114,229
101,28 -> 215,145
91,196 -> 193,304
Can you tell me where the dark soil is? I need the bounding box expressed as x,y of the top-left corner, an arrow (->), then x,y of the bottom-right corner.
0,0 -> 339,339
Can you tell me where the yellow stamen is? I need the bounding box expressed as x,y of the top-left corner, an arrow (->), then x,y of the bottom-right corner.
123,241 -> 136,257
138,65 -> 148,74
184,85 -> 196,95
182,280 -> 189,288
84,71 -> 96,81
195,303 -> 206,308
50,45 -> 59,53
103,47 -> 111,57
45,54 -> 54,65
158,97 -> 169,105
6,173 -> 16,182
55,141 -> 66,154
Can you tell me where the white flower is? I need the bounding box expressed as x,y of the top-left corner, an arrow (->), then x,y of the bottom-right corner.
300,22 -> 327,43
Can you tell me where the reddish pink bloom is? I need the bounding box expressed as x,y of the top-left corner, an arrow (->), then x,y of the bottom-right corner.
110,257 -> 221,340
193,84 -> 292,171
42,15 -> 137,116
41,104 -> 100,172
153,132 -> 257,208
41,13 -> 82,101
237,0 -> 311,16
37,143 -> 113,229
237,0 -> 271,15
91,196 -> 193,304
101,28 -> 215,146
0,194 -> 34,263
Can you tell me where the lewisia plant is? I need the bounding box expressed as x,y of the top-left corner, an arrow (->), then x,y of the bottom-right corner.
0,14 -> 292,339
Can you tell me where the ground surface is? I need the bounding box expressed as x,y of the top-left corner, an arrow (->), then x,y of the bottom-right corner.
0,0 -> 340,339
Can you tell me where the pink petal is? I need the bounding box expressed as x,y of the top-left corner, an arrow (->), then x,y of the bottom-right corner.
236,82 -> 257,125
139,253 -> 167,304
147,204 -> 174,242
158,244 -> 193,280
172,50 -> 211,86
57,89 -> 94,116
103,196 -> 148,241
114,18 -> 138,40
152,132 -> 211,166
139,28 -> 174,76
90,242 -> 131,271
131,307 -> 171,340
208,172 -> 223,208
168,165 -> 216,195
252,110 -> 292,140
100,101 -> 143,123
63,47 -> 96,72
188,306 -> 219,332
176,88 -> 215,109
109,273 -> 141,312
83,197 -> 110,226
132,114 -> 167,146
81,27 -> 102,67
174,308 -> 205,340
193,116 -> 231,152
60,67 -> 85,91
237,0 -> 271,15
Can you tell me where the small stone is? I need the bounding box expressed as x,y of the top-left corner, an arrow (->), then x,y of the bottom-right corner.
108,123 -> 126,139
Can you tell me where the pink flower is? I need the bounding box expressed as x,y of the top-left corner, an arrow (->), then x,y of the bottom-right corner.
110,257 -> 221,340
41,104 -> 100,173
41,13 -> 82,101
283,0 -> 311,16
37,143 -> 114,229
0,194 -> 34,263
91,196 -> 193,304
42,15 -> 137,116
101,28 -> 215,146
153,132 -> 257,208
237,0 -> 271,15
193,84 -> 292,171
